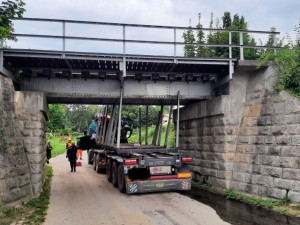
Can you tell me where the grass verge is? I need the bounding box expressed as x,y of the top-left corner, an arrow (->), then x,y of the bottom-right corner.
192,181 -> 300,217
0,165 -> 53,225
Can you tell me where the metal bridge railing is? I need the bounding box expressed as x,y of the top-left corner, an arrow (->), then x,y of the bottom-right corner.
1,17 -> 280,60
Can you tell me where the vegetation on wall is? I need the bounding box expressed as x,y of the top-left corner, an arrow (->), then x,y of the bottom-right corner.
259,20 -> 300,99
0,104 -> 10,152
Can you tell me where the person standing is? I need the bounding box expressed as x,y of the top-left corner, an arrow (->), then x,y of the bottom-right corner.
46,141 -> 53,164
66,138 -> 72,150
77,148 -> 83,160
66,142 -> 78,172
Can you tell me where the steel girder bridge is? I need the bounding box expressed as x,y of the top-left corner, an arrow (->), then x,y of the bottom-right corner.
0,18 -> 279,105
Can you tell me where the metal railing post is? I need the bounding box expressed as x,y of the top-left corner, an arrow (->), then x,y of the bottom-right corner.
229,31 -> 232,58
239,32 -> 244,60
176,91 -> 180,148
139,106 -> 142,145
117,85 -> 123,148
122,25 -> 126,77
157,105 -> 164,146
62,21 -> 66,52
174,28 -> 177,57
164,104 -> 173,148
145,105 -> 148,145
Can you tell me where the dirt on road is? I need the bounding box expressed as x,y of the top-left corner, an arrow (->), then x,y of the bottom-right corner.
44,152 -> 230,225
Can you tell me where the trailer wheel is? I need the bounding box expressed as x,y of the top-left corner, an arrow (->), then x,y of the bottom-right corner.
112,161 -> 118,187
93,153 -> 97,171
95,155 -> 101,174
117,164 -> 126,193
106,159 -> 112,182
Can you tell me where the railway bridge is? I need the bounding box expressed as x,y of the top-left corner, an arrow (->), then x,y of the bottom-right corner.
3,18 -> 300,207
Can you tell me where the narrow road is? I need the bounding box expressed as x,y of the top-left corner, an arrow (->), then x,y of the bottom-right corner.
44,152 -> 230,225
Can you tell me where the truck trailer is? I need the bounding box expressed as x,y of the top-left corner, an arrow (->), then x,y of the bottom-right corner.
81,90 -> 192,194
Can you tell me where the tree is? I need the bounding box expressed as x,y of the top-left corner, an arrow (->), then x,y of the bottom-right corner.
65,105 -> 98,132
122,105 -> 162,129
206,12 -> 215,57
196,13 -> 206,57
0,0 -> 25,41
47,104 -> 66,131
222,11 -> 232,29
185,11 -> 259,60
182,19 -> 196,57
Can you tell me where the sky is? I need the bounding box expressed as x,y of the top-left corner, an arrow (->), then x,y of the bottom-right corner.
5,0 -> 300,55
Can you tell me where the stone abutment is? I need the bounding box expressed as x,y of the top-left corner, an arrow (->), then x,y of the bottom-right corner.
0,75 -> 48,209
179,61 -> 300,202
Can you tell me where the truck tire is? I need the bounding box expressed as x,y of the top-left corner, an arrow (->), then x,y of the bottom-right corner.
95,155 -> 101,174
106,159 -> 112,182
117,164 -> 126,193
112,161 -> 118,187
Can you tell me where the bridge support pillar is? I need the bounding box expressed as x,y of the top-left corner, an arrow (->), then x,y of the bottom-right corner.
178,61 -> 300,203
0,74 -> 49,209
14,91 -> 49,197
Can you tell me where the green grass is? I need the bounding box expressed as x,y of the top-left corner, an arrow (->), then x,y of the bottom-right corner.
0,165 -> 53,225
193,181 -> 212,191
128,123 -> 175,148
224,188 -> 291,209
192,183 -> 299,216
292,204 -> 300,210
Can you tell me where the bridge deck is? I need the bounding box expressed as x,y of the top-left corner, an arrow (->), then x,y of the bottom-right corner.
0,18 -> 278,105
2,49 -> 234,105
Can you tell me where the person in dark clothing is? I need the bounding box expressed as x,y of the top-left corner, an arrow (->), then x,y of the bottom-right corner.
66,142 -> 78,172
46,141 -> 53,164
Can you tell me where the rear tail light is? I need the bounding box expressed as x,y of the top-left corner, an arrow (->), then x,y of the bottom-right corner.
177,172 -> 192,179
182,158 -> 192,162
124,159 -> 137,165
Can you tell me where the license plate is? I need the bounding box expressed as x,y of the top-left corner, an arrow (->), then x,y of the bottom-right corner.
150,166 -> 171,175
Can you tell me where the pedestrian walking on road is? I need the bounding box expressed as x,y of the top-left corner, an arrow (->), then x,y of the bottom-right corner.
46,141 -> 53,164
66,142 -> 78,172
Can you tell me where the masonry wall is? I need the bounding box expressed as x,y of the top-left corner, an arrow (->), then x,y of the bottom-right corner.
0,75 -> 48,209
179,62 -> 300,202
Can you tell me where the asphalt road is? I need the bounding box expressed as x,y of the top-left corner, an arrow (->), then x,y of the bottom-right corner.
44,152 -> 230,225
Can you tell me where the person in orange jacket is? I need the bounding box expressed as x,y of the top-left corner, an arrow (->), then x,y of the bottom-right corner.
66,138 -> 72,149
77,147 -> 83,160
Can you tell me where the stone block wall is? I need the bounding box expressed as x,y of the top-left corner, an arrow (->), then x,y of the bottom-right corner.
232,90 -> 300,202
179,62 -> 300,202
14,91 -> 48,196
179,97 -> 240,189
0,76 -> 33,208
0,75 -> 48,208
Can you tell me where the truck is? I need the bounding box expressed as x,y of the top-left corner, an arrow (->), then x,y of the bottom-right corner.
80,91 -> 192,194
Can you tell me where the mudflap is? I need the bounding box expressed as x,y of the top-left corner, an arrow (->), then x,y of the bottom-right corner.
126,179 -> 191,194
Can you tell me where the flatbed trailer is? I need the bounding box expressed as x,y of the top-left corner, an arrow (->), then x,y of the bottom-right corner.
86,89 -> 192,194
